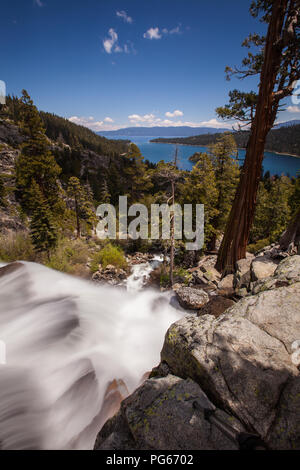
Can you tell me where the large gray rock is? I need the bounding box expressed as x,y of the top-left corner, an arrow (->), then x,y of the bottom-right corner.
251,257 -> 277,281
175,287 -> 209,310
234,258 -> 252,290
251,255 -> 300,295
161,282 -> 300,448
94,375 -> 244,450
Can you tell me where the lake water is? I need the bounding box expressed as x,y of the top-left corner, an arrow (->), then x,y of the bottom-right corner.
109,135 -> 300,177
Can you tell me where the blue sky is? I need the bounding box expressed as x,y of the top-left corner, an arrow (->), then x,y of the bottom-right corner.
1,0 -> 299,131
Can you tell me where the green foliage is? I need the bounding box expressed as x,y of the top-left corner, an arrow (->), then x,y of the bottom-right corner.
250,175 -> 294,244
67,176 -> 97,237
95,243 -> 127,270
29,180 -> 58,257
16,90 -> 63,217
209,133 -> 240,238
247,238 -> 270,254
173,267 -> 192,285
0,231 -> 35,262
46,238 -> 90,274
123,143 -> 153,202
179,152 -> 218,246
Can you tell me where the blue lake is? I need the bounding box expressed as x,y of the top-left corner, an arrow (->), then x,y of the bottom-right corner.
109,135 -> 300,177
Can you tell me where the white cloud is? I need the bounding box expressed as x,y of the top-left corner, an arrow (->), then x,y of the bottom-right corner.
143,27 -> 162,40
169,26 -> 181,34
128,113 -> 163,126
116,10 -> 133,24
103,28 -> 118,54
103,30 -> 135,55
68,116 -> 119,132
165,110 -> 184,118
144,25 -> 182,40
127,114 -> 232,128
287,105 -> 300,113
35,0 -> 44,6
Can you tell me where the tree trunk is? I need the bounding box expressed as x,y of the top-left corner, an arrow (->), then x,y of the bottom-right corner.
279,206 -> 300,250
216,0 -> 288,274
170,181 -> 175,286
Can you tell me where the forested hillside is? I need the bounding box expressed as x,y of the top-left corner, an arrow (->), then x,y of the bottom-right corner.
151,124 -> 300,157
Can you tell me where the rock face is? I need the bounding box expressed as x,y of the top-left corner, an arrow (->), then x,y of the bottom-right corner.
95,254 -> 300,450
161,282 -> 300,449
94,375 -> 244,450
175,287 -> 209,310
251,257 -> 277,281
92,265 -> 127,286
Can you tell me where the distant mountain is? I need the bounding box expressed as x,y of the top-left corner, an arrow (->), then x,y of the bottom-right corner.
97,126 -> 231,138
275,119 -> 300,128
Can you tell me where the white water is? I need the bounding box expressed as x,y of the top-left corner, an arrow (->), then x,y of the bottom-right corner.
0,261 -> 183,450
126,254 -> 163,292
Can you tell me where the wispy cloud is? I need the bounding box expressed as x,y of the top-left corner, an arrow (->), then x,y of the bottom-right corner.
128,113 -> 231,128
103,29 -> 135,54
143,28 -> 162,40
116,10 -> 133,24
103,28 -> 118,54
144,25 -> 182,40
68,116 -> 117,131
287,105 -> 300,113
35,0 -> 44,7
165,110 -> 183,118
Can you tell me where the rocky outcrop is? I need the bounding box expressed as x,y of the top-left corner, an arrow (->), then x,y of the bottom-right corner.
94,375 -> 245,450
92,265 -> 128,286
250,257 -> 277,281
95,254 -> 300,450
175,287 -> 209,310
0,120 -> 24,147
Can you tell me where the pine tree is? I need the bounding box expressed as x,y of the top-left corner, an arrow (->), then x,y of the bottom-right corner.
67,176 -> 97,238
208,134 -> 240,250
29,180 -> 58,258
123,143 -> 153,202
216,0 -> 300,273
179,153 -> 218,248
99,179 -> 111,204
16,90 -> 63,215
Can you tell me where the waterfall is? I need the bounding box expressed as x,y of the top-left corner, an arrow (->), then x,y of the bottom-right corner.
0,261 -> 183,450
126,254 -> 163,292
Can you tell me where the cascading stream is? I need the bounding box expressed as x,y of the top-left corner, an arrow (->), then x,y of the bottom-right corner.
0,260 -> 183,450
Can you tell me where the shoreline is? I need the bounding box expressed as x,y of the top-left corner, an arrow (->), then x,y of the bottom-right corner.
150,140 -> 300,159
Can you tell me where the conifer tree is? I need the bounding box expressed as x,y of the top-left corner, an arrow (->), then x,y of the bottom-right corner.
124,143 -> 153,202
16,90 -> 63,216
67,176 -> 97,238
215,0 -> 300,273
208,134 -> 240,250
29,180 -> 58,258
179,153 -> 218,248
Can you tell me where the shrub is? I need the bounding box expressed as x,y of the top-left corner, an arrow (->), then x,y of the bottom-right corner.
0,231 -> 36,262
247,238 -> 270,254
46,238 -> 89,274
91,243 -> 127,272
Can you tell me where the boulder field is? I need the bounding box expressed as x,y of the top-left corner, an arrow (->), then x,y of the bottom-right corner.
94,255 -> 300,450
